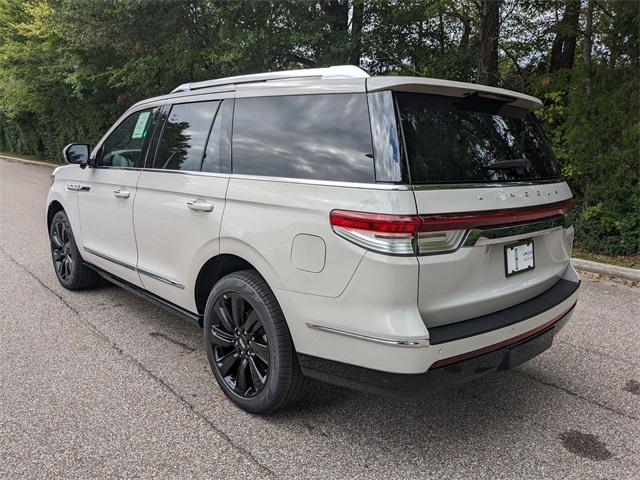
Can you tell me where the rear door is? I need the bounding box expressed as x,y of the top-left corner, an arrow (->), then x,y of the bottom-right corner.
133,97 -> 232,311
78,107 -> 158,286
394,91 -> 575,327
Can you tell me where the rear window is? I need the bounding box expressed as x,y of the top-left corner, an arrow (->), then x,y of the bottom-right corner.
396,92 -> 561,184
232,94 -> 374,183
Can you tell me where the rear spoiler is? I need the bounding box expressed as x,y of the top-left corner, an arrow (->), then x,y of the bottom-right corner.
366,76 -> 543,111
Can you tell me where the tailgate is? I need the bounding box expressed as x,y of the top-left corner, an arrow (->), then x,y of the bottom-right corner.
413,182 -> 575,328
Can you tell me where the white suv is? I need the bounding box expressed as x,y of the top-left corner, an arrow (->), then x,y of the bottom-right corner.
47,66 -> 580,413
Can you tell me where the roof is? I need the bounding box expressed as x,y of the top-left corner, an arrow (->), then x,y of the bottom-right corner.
132,66 -> 542,112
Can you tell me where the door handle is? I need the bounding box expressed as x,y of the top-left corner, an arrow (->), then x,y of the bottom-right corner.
113,189 -> 131,199
187,200 -> 214,212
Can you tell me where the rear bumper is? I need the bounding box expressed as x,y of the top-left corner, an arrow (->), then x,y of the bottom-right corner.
299,303 -> 575,398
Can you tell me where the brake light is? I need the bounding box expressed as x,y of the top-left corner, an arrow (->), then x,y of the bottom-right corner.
330,198 -> 574,256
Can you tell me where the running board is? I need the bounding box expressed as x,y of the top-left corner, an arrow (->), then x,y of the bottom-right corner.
85,262 -> 203,326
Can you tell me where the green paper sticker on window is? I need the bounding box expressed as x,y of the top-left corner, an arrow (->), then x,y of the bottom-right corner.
131,111 -> 151,139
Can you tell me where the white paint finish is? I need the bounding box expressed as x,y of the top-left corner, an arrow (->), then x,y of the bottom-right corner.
222,178 -> 417,297
283,263 -> 578,374
133,170 -> 229,310
234,77 -> 366,99
291,234 -> 326,273
76,167 -> 143,286
413,181 -> 574,327
367,76 -> 543,110
417,228 -> 571,326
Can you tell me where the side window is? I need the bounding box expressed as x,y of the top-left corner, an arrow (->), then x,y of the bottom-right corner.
232,94 -> 374,183
202,100 -> 233,174
98,108 -> 156,168
153,101 -> 220,172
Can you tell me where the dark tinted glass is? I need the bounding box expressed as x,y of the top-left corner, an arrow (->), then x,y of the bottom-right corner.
396,92 -> 561,184
202,99 -> 232,174
153,101 -> 220,171
99,108 -> 156,168
232,94 -> 374,182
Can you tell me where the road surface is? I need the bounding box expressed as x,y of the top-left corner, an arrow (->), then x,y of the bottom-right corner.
1,158 -> 639,479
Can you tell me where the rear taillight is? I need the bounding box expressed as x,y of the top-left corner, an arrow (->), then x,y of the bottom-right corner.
330,198 -> 575,256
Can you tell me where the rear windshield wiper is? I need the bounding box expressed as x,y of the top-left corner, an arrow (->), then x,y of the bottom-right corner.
483,158 -> 531,170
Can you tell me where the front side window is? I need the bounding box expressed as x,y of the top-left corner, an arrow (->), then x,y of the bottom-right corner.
153,101 -> 220,172
396,92 -> 562,184
98,108 -> 156,168
232,94 -> 374,182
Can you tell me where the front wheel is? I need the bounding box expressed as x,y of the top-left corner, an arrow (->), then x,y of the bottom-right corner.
49,210 -> 99,290
203,270 -> 307,413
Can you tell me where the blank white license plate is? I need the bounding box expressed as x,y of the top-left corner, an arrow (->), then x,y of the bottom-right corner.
504,241 -> 535,276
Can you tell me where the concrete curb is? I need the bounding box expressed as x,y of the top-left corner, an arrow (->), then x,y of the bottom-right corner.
0,154 -> 57,168
572,258 -> 640,282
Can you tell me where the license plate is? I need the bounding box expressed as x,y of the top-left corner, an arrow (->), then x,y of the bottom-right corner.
504,241 -> 535,277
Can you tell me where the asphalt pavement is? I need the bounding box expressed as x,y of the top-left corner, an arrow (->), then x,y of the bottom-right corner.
1,158 -> 639,479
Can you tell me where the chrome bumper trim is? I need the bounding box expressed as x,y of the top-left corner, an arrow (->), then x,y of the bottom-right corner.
306,323 -> 430,348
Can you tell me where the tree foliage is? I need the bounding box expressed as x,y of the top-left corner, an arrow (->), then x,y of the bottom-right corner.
0,0 -> 638,255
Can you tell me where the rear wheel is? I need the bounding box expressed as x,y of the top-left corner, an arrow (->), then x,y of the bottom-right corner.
203,270 -> 307,413
49,210 -> 99,290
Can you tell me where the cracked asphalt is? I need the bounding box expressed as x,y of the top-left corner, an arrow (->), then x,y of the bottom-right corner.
1,158 -> 639,479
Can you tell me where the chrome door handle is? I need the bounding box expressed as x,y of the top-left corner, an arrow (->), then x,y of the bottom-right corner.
113,189 -> 131,199
187,200 -> 214,212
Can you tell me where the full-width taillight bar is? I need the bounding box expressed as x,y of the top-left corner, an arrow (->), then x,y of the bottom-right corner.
330,198 -> 575,256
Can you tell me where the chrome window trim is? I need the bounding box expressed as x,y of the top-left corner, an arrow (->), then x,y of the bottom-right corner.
306,323 -> 430,347
83,247 -> 184,289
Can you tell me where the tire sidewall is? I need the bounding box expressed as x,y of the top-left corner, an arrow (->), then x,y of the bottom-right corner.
49,210 -> 84,289
203,273 -> 288,413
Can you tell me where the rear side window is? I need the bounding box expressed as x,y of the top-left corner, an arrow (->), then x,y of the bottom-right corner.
153,101 -> 220,172
232,94 -> 374,182
396,92 -> 561,184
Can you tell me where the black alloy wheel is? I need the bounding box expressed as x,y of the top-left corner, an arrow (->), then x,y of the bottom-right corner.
51,219 -> 73,281
49,210 -> 99,290
210,292 -> 271,398
204,270 -> 307,413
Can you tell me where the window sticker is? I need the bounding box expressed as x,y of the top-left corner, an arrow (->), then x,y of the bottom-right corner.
131,111 -> 151,139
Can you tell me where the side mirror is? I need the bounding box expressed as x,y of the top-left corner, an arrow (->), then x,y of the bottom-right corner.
63,143 -> 91,168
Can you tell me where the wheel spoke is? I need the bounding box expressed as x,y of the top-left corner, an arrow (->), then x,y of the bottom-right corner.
210,326 -> 234,348
52,232 -> 63,248
53,250 -> 64,261
235,358 -> 248,394
217,351 -> 238,376
231,295 -> 244,328
248,357 -> 266,388
252,341 -> 270,366
216,302 -> 235,332
243,310 -> 259,334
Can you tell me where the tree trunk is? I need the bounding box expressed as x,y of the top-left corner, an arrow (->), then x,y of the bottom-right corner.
477,0 -> 501,85
349,0 -> 364,66
583,0 -> 595,94
559,0 -> 580,70
549,0 -> 580,72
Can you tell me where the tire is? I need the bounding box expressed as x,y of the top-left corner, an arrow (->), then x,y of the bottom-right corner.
49,210 -> 99,290
203,270 -> 307,413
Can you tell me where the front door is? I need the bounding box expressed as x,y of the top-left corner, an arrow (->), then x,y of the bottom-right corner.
78,107 -> 158,286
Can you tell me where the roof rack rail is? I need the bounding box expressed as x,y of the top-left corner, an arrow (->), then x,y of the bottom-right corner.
171,65 -> 369,93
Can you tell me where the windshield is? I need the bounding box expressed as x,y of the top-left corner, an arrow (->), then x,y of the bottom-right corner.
396,92 -> 561,184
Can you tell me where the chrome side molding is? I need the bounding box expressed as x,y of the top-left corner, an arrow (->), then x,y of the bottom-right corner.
83,247 -> 185,289
306,323 -> 430,348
